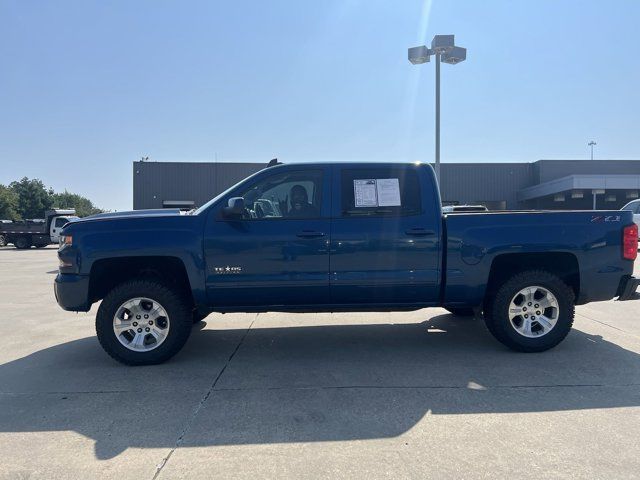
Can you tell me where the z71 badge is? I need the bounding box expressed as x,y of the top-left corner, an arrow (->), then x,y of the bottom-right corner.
213,266 -> 242,274
591,215 -> 621,223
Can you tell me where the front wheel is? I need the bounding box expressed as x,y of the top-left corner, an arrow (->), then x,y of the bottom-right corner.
96,279 -> 193,365
483,270 -> 575,352
0,235 -> 6,247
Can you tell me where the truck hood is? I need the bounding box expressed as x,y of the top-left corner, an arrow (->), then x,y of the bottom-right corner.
79,209 -> 184,222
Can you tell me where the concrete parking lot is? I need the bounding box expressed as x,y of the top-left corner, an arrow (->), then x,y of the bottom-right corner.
0,247 -> 639,479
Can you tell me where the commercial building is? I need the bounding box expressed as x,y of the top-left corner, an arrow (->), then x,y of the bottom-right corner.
133,159 -> 640,211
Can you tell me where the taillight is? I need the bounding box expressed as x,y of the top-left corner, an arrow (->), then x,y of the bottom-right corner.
623,224 -> 638,260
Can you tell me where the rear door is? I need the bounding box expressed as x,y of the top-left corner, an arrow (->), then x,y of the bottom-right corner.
329,164 -> 441,306
203,166 -> 331,308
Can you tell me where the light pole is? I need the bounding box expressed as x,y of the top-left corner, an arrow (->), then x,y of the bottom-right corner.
408,35 -> 466,187
588,140 -> 596,160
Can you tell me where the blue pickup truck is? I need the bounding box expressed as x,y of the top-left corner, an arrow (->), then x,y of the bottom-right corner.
55,162 -> 639,365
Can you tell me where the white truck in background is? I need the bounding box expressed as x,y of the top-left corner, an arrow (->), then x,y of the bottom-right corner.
621,200 -> 640,237
0,209 -> 78,249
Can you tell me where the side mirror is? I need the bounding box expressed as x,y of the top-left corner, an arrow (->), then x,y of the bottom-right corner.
222,197 -> 245,218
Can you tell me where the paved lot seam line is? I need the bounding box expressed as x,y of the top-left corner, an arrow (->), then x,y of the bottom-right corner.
211,382 -> 640,392
3,382 -> 638,397
151,314 -> 257,480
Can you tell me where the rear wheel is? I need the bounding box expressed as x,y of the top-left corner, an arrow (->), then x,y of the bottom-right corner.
445,307 -> 475,316
96,278 -> 193,365
484,270 -> 574,352
14,237 -> 31,249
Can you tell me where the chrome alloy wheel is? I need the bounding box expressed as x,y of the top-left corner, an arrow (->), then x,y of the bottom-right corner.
508,286 -> 559,338
113,297 -> 170,352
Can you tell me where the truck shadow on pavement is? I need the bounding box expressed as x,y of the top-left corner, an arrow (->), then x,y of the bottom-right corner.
1,314 -> 639,459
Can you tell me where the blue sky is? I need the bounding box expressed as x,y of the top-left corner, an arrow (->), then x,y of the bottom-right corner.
1,0 -> 639,211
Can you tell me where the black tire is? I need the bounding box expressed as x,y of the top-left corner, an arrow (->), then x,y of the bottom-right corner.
483,270 -> 575,352
445,307 -> 475,316
14,237 -> 31,249
96,278 -> 193,365
193,311 -> 210,324
0,235 -> 6,247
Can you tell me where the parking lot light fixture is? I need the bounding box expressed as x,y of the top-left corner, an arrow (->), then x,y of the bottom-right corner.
588,140 -> 597,160
408,34 -> 467,189
408,46 -> 432,65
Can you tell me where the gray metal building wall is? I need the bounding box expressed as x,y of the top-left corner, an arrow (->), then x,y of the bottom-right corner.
439,163 -> 533,209
133,159 -> 640,211
133,161 -> 264,210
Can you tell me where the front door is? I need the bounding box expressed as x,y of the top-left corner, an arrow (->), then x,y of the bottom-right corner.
203,167 -> 331,308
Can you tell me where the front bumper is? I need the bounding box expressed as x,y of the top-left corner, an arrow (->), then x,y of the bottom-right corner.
617,275 -> 640,301
54,273 -> 91,311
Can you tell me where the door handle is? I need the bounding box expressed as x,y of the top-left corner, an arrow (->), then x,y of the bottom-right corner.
405,228 -> 435,236
296,230 -> 326,239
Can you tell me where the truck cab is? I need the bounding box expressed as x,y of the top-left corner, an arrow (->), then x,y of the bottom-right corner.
50,214 -> 78,243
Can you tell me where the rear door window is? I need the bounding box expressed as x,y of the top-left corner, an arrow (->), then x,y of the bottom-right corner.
340,169 -> 421,217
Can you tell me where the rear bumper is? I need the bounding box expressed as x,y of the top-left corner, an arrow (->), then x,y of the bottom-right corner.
54,273 -> 91,311
617,275 -> 640,301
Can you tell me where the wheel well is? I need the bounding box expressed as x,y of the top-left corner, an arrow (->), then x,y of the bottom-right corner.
88,256 -> 193,306
486,252 -> 580,299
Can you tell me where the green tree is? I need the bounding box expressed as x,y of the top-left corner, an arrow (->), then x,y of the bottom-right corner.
0,184 -> 20,220
51,190 -> 103,217
9,177 -> 54,219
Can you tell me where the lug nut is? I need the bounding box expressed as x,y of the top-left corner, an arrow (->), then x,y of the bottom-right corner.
149,320 -> 153,325
144,314 -> 149,319
536,311 -> 541,315
528,302 -> 532,306
136,315 -> 141,320
523,307 -> 527,312
534,304 -> 539,308
145,327 -> 150,332
524,314 -> 528,318
132,322 -> 138,327
137,328 -> 142,333
531,316 -> 536,320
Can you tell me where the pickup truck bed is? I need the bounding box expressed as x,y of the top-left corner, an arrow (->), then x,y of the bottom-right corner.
444,210 -> 631,306
54,162 -> 639,365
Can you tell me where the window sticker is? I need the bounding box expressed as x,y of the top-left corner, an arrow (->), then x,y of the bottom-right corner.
376,178 -> 401,206
353,178 -> 401,207
354,179 -> 378,207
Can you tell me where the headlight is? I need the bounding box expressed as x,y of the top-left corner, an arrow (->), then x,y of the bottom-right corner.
59,235 -> 73,247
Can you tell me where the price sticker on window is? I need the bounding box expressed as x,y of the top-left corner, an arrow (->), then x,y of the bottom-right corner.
354,179 -> 401,207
